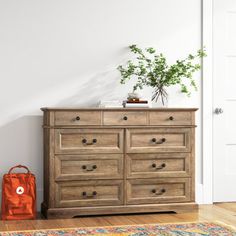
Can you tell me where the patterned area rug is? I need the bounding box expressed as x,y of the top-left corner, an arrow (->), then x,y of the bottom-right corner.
0,222 -> 235,236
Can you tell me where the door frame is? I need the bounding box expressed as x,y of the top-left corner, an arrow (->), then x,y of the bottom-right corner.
202,0 -> 213,204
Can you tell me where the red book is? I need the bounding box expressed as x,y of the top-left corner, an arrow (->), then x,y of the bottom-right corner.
126,100 -> 148,104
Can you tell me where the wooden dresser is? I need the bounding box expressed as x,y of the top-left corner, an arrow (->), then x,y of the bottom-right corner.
41,108 -> 197,219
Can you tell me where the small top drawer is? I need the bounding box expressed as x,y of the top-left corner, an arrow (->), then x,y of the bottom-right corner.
55,111 -> 101,126
150,111 -> 192,126
103,111 -> 148,126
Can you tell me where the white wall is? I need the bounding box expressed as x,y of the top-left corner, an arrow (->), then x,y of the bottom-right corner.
0,0 -> 202,209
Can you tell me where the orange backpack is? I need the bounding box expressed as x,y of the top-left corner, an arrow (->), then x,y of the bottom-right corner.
1,165 -> 36,220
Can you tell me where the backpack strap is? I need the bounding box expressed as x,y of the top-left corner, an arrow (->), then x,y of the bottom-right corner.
8,165 -> 31,174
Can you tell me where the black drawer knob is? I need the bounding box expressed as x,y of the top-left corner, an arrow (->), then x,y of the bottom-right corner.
123,116 -> 128,120
93,165 -> 97,169
92,139 -> 97,143
169,116 -> 174,121
75,116 -> 80,121
152,163 -> 156,168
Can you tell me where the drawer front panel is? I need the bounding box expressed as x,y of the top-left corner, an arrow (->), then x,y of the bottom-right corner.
127,153 -> 190,178
55,154 -> 123,180
150,111 -> 192,126
126,128 -> 191,153
55,129 -> 123,154
103,111 -> 147,126
55,111 -> 101,126
127,178 -> 191,205
55,180 -> 123,207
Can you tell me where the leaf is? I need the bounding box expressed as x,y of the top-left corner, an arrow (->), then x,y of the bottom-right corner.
117,45 -> 207,98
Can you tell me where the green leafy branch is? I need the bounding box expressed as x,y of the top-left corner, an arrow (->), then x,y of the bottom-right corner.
117,45 -> 206,100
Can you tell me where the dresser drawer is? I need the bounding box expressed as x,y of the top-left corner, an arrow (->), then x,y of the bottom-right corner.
55,154 -> 123,180
126,153 -> 190,178
103,111 -> 147,126
55,129 -> 123,154
126,128 -> 191,153
126,178 -> 191,205
150,111 -> 192,126
55,180 -> 123,207
55,111 -> 101,126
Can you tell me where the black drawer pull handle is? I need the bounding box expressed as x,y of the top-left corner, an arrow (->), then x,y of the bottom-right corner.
152,163 -> 166,170
169,116 -> 174,121
123,116 -> 128,120
82,165 -> 97,171
151,188 -> 166,195
82,191 -> 97,197
75,116 -> 80,121
151,138 -> 166,144
82,138 -> 97,145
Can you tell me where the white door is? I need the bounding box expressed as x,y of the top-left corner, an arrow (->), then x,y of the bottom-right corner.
213,0 -> 236,202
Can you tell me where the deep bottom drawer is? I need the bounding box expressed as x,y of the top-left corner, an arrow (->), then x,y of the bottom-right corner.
55,180 -> 123,208
126,178 -> 191,205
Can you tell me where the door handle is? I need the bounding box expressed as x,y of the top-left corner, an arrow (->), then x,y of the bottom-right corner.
214,108 -> 223,115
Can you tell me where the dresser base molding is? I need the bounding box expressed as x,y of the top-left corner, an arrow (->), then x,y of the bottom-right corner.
41,202 -> 198,219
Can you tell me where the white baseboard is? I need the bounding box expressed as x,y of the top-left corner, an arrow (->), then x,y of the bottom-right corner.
196,183 -> 204,204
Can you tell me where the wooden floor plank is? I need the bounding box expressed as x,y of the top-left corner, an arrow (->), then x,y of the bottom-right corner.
0,203 -> 236,232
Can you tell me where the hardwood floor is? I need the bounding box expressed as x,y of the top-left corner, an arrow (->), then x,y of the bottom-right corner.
0,203 -> 236,232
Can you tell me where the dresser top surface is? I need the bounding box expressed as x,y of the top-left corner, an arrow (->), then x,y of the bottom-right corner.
41,107 -> 198,112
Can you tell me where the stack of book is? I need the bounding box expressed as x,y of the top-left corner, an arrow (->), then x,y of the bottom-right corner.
98,100 -> 123,108
123,99 -> 150,108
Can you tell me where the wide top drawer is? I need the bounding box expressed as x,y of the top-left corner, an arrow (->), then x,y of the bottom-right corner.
55,111 -> 101,126
103,111 -> 148,126
149,111 -> 192,126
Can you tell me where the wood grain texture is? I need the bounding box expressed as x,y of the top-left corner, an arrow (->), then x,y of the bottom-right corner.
55,128 -> 124,154
55,180 -> 123,208
126,178 -> 191,205
126,153 -> 190,178
1,203 -> 236,232
55,111 -> 102,126
103,111 -> 148,126
149,111 -> 192,126
41,108 -> 197,219
44,203 -> 198,219
126,128 -> 191,153
55,154 -> 123,180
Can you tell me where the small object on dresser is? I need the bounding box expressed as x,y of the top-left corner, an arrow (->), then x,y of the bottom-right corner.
123,100 -> 150,108
98,100 -> 123,108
